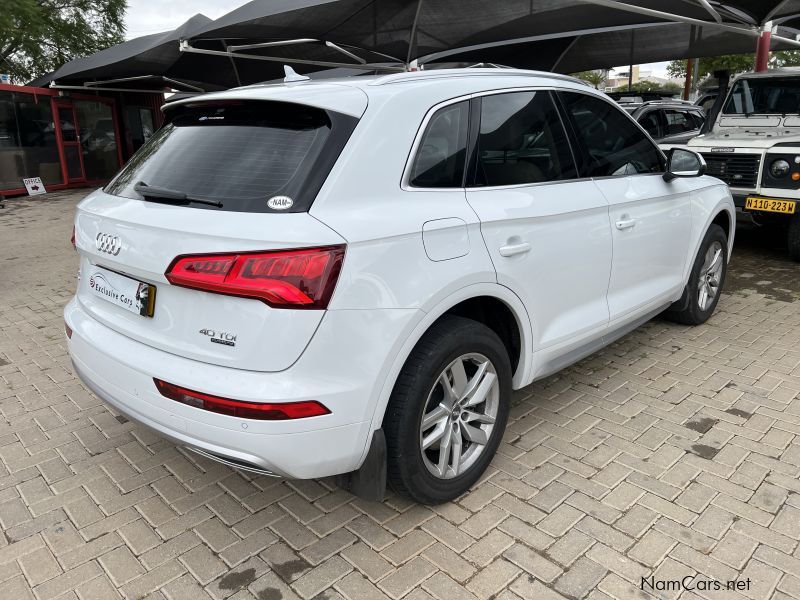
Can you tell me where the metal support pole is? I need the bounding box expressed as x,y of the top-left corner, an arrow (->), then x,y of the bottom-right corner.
755,21 -> 773,72
628,30 -> 635,92
683,58 -> 694,100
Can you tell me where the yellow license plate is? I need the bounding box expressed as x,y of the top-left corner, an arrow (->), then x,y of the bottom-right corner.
745,197 -> 797,214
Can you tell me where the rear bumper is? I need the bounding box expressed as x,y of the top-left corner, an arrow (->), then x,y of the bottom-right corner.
65,297 -> 419,479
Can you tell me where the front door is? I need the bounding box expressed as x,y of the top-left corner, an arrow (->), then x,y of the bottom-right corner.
559,91 -> 692,327
465,91 -> 613,378
54,101 -> 86,183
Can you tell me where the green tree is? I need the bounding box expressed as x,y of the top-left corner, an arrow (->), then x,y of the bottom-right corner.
667,51 -> 800,80
0,0 -> 127,83
612,80 -> 682,93
573,70 -> 607,89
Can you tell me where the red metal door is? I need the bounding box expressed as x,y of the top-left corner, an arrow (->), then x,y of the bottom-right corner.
54,100 -> 87,183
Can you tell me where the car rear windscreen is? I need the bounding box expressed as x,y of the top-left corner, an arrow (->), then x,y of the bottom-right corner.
105,100 -> 357,213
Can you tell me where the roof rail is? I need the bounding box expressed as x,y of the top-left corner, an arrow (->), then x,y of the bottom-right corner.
369,68 -> 589,87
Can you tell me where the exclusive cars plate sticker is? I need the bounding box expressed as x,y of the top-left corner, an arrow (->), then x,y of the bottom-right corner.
88,266 -> 156,317
267,196 -> 293,210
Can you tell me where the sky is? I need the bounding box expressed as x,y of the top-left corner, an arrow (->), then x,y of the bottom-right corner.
123,1 -> 672,78
123,0 -> 251,39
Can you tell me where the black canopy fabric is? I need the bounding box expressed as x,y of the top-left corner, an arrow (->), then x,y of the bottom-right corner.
30,14 -> 239,90
435,22 -> 800,74
186,0 -> 694,65
186,0 -> 800,72
30,1 -> 800,91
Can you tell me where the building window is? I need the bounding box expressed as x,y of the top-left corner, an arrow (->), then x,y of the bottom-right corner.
0,91 -> 62,191
75,100 -> 119,181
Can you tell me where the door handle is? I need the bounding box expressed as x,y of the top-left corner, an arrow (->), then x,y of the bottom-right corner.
499,242 -> 531,257
615,217 -> 637,230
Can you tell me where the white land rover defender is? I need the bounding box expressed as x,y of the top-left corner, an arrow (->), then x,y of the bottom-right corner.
687,69 -> 800,261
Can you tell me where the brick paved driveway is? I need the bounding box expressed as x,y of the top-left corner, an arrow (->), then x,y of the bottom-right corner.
2,190 -> 800,600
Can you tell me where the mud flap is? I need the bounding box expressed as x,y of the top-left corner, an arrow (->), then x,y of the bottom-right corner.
335,429 -> 386,502
668,284 -> 691,314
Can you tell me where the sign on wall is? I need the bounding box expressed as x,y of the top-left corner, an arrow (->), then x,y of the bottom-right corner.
23,177 -> 46,196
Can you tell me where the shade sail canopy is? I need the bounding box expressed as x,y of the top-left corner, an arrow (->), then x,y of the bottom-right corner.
29,1 -> 800,92
184,0 -> 800,74
437,21 -> 800,73
30,14 -> 240,91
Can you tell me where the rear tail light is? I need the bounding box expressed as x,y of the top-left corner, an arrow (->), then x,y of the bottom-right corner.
165,245 -> 345,309
65,322 -> 72,339
153,379 -> 330,420
70,226 -> 76,250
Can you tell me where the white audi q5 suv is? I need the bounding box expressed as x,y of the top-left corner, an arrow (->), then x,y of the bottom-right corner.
66,69 -> 735,504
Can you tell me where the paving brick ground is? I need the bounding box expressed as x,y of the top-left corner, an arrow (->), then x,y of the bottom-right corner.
1,189 -> 800,600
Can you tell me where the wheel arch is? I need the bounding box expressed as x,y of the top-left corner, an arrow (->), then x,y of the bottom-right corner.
684,189 -> 736,284
711,207 -> 733,247
366,283 -> 534,436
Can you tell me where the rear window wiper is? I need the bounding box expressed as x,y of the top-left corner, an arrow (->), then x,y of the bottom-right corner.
134,181 -> 223,208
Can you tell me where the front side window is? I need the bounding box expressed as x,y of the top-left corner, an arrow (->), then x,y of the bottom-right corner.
689,110 -> 706,129
472,91 -> 576,187
560,92 -> 665,177
409,101 -> 468,188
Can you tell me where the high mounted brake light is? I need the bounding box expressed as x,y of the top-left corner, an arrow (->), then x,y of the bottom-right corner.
154,379 -> 330,420
165,245 -> 345,309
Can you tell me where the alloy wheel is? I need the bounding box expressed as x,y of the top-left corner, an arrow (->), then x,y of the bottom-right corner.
697,240 -> 724,311
418,353 -> 499,479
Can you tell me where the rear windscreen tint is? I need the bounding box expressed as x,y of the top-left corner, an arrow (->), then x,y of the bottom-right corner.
105,101 -> 357,213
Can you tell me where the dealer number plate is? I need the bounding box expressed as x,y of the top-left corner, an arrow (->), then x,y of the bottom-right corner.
88,266 -> 156,317
745,197 -> 797,214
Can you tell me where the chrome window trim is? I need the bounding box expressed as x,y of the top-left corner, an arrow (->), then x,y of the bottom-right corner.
401,85 -> 582,192
401,95 -> 472,192
401,85 -> 667,193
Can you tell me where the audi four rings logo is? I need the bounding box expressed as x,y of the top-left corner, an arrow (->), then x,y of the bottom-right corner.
95,233 -> 122,255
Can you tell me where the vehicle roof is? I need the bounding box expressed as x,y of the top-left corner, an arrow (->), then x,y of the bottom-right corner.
234,68 -> 587,90
636,100 -> 696,106
732,68 -> 800,80
165,68 -> 592,117
624,100 -> 703,112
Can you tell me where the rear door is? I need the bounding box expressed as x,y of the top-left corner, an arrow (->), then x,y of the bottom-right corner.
558,91 -> 692,326
74,96 -> 362,372
465,90 -> 612,375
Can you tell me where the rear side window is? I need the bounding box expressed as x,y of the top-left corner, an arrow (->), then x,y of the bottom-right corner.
559,92 -> 665,177
409,101 -> 468,188
639,111 -> 662,138
105,101 -> 357,213
472,91 -> 576,187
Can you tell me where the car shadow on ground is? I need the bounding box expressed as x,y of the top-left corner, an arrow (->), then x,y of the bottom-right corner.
725,225 -> 800,303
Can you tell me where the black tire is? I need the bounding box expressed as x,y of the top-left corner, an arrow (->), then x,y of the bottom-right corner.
666,224 -> 728,326
789,213 -> 800,263
384,315 -> 511,504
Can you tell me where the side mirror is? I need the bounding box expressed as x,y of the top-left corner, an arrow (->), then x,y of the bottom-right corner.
663,148 -> 706,182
